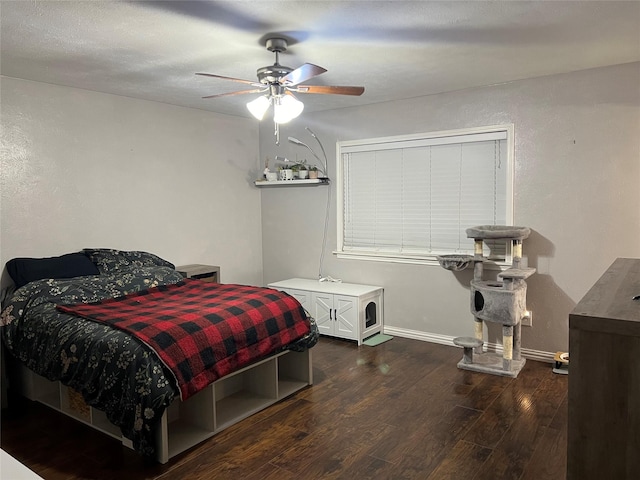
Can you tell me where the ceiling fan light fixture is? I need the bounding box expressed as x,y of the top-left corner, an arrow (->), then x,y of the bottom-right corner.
273,94 -> 304,124
246,95 -> 270,120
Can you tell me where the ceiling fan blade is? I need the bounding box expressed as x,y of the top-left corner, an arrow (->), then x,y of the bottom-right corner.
281,63 -> 327,86
294,85 -> 365,96
202,89 -> 266,99
196,72 -> 259,86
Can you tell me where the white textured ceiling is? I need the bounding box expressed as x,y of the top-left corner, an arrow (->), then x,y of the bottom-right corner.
1,1 -> 639,118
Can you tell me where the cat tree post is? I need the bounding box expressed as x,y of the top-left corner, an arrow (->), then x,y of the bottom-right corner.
473,239 -> 485,354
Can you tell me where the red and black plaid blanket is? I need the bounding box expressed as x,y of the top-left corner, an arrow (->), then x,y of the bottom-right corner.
57,280 -> 310,400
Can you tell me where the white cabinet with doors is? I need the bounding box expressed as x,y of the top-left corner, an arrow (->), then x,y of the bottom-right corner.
268,278 -> 384,345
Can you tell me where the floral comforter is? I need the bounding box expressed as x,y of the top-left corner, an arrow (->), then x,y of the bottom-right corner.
0,266 -> 318,458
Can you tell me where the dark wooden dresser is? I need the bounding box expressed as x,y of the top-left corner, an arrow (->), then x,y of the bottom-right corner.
568,257 -> 640,479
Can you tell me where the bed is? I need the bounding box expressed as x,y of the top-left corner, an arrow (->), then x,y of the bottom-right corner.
0,249 -> 318,463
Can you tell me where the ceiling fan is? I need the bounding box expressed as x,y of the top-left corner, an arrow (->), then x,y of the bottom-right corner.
196,37 -> 364,127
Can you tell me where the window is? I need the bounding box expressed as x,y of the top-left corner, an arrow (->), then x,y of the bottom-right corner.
336,125 -> 514,265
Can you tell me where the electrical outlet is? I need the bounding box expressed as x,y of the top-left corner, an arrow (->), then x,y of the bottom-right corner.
522,310 -> 532,327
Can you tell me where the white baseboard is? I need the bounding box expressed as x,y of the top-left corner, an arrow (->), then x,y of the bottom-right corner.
382,325 -> 555,363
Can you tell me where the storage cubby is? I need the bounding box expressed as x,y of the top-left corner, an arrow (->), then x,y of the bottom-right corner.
277,349 -> 312,398
60,384 -> 91,422
215,357 -> 278,430
91,408 -> 122,439
31,373 -> 60,409
162,384 -> 216,460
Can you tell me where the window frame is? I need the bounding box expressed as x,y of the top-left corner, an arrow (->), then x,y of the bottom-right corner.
335,124 -> 515,266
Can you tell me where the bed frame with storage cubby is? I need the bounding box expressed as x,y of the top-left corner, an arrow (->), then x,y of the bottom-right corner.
15,348 -> 312,463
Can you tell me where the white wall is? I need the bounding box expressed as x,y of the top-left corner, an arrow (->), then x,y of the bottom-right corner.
259,63 -> 640,356
0,77 -> 264,287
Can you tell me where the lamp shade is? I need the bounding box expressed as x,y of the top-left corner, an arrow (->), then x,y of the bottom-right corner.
273,95 -> 304,124
246,95 -> 270,120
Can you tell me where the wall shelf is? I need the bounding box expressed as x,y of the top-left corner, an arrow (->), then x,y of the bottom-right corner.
254,178 -> 330,187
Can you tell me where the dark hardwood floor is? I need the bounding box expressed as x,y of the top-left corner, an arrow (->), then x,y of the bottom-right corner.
1,336 -> 568,479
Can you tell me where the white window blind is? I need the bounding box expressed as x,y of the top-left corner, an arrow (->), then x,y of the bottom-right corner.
338,126 -> 513,263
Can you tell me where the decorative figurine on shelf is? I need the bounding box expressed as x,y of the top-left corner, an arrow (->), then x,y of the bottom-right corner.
263,157 -> 270,179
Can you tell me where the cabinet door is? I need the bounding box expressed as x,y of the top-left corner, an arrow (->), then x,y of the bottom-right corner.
280,288 -> 311,313
334,295 -> 357,340
312,292 -> 334,335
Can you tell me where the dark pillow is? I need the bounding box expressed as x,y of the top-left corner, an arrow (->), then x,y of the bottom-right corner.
81,248 -> 132,273
6,252 -> 100,288
82,248 -> 174,274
